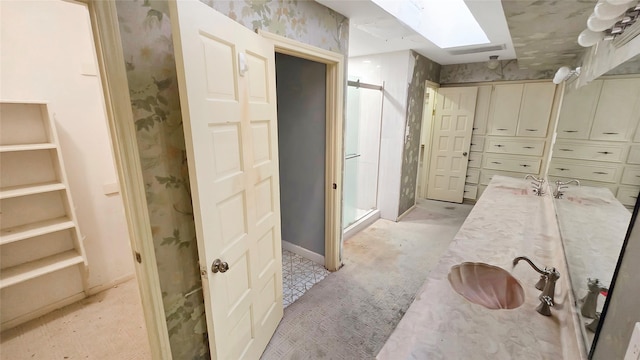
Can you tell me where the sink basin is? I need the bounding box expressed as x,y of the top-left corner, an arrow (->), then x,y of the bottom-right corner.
448,262 -> 525,310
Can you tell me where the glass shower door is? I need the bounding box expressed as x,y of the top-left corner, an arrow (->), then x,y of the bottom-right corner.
343,80 -> 383,229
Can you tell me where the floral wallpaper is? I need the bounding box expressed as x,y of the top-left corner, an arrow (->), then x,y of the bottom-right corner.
115,2 -> 208,359
398,51 -> 441,215
440,60 -> 555,84
501,0 -> 592,70
115,0 -> 347,358
203,0 -> 349,55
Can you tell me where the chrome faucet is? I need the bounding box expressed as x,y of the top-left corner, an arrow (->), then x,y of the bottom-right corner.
524,175 -> 546,196
553,179 -> 580,199
513,256 -> 560,316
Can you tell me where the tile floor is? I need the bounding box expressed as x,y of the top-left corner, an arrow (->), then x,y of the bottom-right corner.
282,250 -> 329,307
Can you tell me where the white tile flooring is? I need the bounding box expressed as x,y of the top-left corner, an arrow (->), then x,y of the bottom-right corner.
282,250 -> 329,307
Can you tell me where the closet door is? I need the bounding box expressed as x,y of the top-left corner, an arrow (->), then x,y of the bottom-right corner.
515,82 -> 555,138
590,78 -> 640,142
556,80 -> 602,139
487,84 -> 523,136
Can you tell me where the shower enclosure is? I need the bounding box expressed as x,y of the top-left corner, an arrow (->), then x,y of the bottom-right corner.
343,79 -> 383,229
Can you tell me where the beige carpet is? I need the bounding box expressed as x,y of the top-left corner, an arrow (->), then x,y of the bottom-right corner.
0,278 -> 151,360
261,199 -> 474,359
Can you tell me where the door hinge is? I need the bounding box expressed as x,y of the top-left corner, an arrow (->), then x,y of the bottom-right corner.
332,183 -> 337,190
200,265 -> 208,277
432,109 -> 435,116
135,252 -> 142,264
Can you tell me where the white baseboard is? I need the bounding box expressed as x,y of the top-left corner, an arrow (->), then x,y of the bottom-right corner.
87,273 -> 136,296
343,209 -> 380,241
1,292 -> 86,331
396,204 -> 416,221
282,240 -> 324,266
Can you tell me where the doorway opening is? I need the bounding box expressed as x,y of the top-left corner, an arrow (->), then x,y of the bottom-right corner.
0,0 -> 151,357
274,53 -> 331,306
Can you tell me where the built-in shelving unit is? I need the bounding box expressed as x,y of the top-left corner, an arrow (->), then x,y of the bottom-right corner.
0,101 -> 88,329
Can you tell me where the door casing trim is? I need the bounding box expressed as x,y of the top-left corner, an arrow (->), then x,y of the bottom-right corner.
87,1 -> 172,358
259,30 -> 344,271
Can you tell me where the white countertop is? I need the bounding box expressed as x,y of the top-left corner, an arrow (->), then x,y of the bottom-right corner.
377,176 -> 583,360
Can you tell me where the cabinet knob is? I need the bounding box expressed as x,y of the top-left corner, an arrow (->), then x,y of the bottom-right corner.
462,152 -> 468,157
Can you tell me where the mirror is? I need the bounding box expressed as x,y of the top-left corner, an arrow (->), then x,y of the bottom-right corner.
549,55 -> 640,354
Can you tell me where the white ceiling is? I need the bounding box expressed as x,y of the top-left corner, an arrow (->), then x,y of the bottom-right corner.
316,0 -> 517,65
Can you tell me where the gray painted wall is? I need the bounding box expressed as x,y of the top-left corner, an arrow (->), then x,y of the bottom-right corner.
593,200 -> 640,359
276,53 -> 326,256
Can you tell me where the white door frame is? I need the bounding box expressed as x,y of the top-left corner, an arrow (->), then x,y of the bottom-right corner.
259,31 -> 344,272
416,80 -> 440,201
86,2 -> 172,359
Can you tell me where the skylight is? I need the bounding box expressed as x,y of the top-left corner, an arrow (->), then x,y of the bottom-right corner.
371,0 -> 490,49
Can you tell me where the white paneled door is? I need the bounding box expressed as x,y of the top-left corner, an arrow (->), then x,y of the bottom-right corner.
170,1 -> 283,359
427,87 -> 478,203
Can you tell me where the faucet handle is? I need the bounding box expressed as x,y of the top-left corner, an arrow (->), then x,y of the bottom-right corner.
536,295 -> 553,316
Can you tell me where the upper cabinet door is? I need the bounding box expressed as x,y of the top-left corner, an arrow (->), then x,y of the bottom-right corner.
516,82 -> 556,138
591,78 -> 640,142
487,84 -> 523,136
472,85 -> 492,135
556,80 -> 603,139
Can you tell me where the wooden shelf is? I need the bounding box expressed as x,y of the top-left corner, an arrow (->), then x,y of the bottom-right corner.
0,143 -> 56,152
0,217 -> 75,245
0,182 -> 66,200
0,250 -> 84,289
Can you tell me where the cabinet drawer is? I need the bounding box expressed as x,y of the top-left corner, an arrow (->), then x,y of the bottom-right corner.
628,145 -> 640,164
621,167 -> 640,186
463,185 -> 478,200
553,141 -> 625,162
617,187 -> 639,207
548,160 -> 621,183
465,168 -> 480,184
483,154 -> 541,174
468,152 -> 482,168
486,138 -> 545,156
470,136 -> 485,152
480,170 -> 529,186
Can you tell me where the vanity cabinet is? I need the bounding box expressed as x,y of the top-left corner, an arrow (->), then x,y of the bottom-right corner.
459,80 -> 557,201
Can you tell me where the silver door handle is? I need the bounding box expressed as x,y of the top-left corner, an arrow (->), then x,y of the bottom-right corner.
212,259 -> 229,273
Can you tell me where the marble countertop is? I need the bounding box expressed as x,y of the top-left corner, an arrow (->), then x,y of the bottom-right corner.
377,176 -> 584,360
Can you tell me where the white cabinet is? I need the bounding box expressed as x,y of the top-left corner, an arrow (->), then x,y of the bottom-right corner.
556,80 -> 603,140
552,77 -> 640,206
516,82 -> 556,138
0,102 -> 87,329
487,84 -> 523,136
450,80 -> 557,202
472,85 -> 492,135
590,79 -> 640,142
487,83 -> 555,138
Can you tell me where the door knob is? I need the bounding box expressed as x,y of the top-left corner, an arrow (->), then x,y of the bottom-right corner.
212,259 -> 229,273
462,152 -> 468,157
